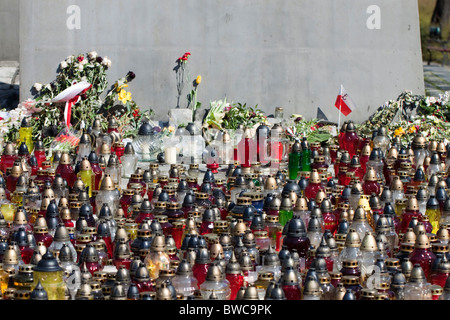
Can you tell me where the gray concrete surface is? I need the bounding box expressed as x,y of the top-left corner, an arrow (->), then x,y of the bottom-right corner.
18,0 -> 424,124
0,0 -> 19,61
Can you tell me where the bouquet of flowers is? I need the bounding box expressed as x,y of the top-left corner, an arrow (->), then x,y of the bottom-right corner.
284,116 -> 334,144
203,100 -> 268,131
202,99 -> 232,131
102,72 -> 153,139
357,90 -> 450,144
49,126 -> 81,154
202,100 -> 268,144
18,51 -> 152,149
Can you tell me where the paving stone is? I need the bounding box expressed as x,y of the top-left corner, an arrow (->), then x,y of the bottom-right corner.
0,67 -> 18,79
0,61 -> 19,68
0,78 -> 13,84
422,62 -> 450,96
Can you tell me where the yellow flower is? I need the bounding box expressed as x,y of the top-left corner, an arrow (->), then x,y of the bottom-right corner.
115,82 -> 128,92
408,126 -> 416,134
394,127 -> 405,137
118,89 -> 132,104
168,126 -> 175,133
195,75 -> 202,85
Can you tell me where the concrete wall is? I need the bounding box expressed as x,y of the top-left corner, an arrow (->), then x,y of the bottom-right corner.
19,0 -> 424,123
0,0 -> 19,61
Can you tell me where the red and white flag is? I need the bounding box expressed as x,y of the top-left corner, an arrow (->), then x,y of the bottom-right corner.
334,85 -> 356,116
52,81 -> 91,127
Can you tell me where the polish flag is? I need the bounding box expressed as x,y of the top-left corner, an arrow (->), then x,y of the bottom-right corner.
334,85 -> 356,116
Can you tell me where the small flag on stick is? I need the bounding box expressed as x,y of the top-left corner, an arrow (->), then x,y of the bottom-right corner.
335,84 -> 356,130
334,84 -> 356,116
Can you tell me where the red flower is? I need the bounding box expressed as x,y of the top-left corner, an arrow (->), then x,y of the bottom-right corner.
133,109 -> 140,118
0,117 -> 3,121
181,52 -> 190,61
77,56 -> 84,62
310,126 -> 316,131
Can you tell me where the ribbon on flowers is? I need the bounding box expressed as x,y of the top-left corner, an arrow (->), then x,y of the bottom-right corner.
52,81 -> 92,127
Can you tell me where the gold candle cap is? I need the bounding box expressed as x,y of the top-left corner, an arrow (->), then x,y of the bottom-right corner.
344,228 -> 361,248
264,175 -> 277,190
3,142 -> 15,155
406,197 -> 419,211
13,208 -> 28,225
309,169 -> 321,184
402,228 -> 417,245
390,176 -> 404,191
294,196 -> 308,211
100,175 -> 115,191
360,232 -> 378,252
60,206 -> 72,220
437,226 -> 450,241
414,231 -> 431,249
364,167 -> 378,182
59,152 -> 72,165
79,157 -> 92,171
10,161 -> 22,177
361,143 -> 371,156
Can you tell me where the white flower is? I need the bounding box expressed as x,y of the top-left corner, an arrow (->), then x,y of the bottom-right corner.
0,111 -> 10,122
33,83 -> 43,91
102,56 -> 112,68
60,60 -> 68,69
76,63 -> 84,71
45,84 -> 52,91
9,110 -> 20,124
88,51 -> 98,60
66,55 -> 74,64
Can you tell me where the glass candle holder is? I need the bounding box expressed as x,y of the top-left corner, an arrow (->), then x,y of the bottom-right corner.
32,250 -> 65,300
1,203 -> 15,222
